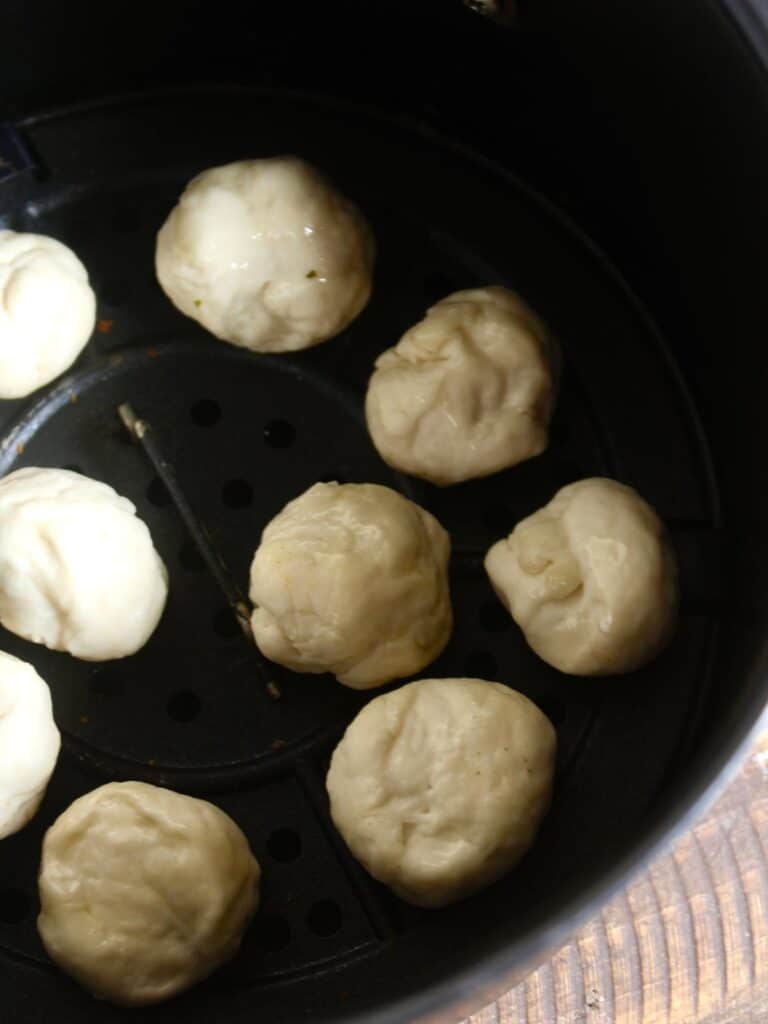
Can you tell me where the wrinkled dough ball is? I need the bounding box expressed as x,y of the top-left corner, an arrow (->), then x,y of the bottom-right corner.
365,287 -> 559,485
327,677 -> 556,908
485,478 -> 678,676
156,157 -> 374,352
0,468 -> 168,660
249,482 -> 452,688
0,230 -> 96,398
0,652 -> 60,839
38,781 -> 260,1006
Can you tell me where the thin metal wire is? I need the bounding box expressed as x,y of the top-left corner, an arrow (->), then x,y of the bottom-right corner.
117,402 -> 280,694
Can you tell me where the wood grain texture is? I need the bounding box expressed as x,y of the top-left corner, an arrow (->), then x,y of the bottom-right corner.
464,732 -> 768,1024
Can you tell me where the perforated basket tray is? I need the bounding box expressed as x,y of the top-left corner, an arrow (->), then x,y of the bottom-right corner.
0,89 -> 720,1024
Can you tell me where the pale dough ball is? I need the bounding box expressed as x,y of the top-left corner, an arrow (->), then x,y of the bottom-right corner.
0,467 -> 168,660
365,286 -> 559,485
327,677 -> 556,908
0,230 -> 96,398
249,482 -> 452,688
485,477 -> 678,676
0,652 -> 60,839
156,157 -> 374,352
38,781 -> 260,1006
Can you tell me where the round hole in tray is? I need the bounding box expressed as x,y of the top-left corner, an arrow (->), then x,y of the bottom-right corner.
267,828 -> 303,863
190,399 -> 222,427
0,889 -> 31,925
167,690 -> 202,723
263,419 -> 296,449
146,476 -> 172,507
307,899 -> 343,937
221,479 -> 254,509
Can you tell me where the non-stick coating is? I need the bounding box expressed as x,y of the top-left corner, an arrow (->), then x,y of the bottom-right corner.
0,91 -> 719,1022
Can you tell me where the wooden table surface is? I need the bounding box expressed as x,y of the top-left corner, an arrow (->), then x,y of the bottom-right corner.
463,729 -> 768,1024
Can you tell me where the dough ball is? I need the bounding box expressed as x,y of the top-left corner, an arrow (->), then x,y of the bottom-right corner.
0,467 -> 168,660
0,652 -> 60,839
365,286 -> 559,485
38,781 -> 260,1006
249,482 -> 452,688
327,677 -> 556,908
0,230 -> 96,398
156,157 -> 374,352
485,477 -> 678,675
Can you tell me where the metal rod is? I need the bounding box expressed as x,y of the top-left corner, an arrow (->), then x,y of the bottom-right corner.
118,402 -> 279,692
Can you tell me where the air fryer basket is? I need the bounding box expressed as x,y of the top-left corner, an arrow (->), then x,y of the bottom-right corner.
0,86 -> 719,1020
2,2 -> 768,1023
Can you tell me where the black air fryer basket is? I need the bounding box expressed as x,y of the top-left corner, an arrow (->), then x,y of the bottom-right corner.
2,2 -> 768,1022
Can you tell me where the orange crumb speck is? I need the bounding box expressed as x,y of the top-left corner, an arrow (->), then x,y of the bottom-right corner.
147,347 -> 159,358
15,443 -> 24,455
97,319 -> 114,334
80,715 -> 89,725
